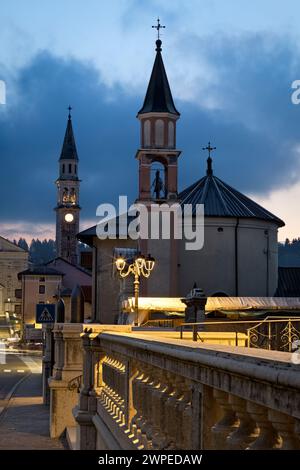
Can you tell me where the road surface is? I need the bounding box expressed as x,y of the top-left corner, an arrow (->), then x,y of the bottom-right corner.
0,345 -> 41,406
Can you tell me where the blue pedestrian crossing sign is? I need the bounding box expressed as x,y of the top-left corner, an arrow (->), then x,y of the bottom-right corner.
36,304 -> 55,323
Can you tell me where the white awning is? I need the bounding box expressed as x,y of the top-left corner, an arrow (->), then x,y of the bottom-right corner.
122,296 -> 300,313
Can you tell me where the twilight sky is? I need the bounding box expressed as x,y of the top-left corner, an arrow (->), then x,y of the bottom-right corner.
1,0 -> 300,242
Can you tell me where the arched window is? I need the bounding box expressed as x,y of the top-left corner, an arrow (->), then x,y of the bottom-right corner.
75,164 -> 77,174
62,164 -> 65,174
69,163 -> 72,173
155,119 -> 164,147
144,120 -> 151,147
168,121 -> 174,148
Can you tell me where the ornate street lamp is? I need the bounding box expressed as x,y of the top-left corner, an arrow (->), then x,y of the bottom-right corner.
115,252 -> 155,326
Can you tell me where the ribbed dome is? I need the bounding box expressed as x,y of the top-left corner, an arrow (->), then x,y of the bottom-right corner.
179,173 -> 285,227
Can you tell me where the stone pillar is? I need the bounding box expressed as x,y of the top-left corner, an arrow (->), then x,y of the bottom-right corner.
42,324 -> 54,405
56,298 -> 65,322
49,323 -> 84,438
71,285 -> 84,323
75,332 -> 104,450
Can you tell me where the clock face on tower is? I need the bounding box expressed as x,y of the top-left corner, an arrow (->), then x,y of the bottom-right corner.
64,213 -> 74,223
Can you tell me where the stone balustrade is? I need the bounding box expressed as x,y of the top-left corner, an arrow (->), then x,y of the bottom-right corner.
74,330 -> 300,450
48,323 -> 132,439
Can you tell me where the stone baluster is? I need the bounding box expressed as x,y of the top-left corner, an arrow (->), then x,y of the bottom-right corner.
133,365 -> 152,449
151,369 -> 169,449
156,371 -> 177,449
183,381 -> 195,450
164,374 -> 185,449
140,365 -> 155,449
226,395 -> 259,449
247,402 -> 281,449
176,378 -> 193,449
211,390 -> 239,449
124,360 -> 138,434
129,365 -> 143,439
268,410 -> 300,450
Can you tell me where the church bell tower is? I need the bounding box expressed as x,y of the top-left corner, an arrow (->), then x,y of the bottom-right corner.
136,22 -> 181,297
136,29 -> 181,203
55,108 -> 80,265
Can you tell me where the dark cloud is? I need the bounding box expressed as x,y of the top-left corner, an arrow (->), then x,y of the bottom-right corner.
0,33 -> 300,227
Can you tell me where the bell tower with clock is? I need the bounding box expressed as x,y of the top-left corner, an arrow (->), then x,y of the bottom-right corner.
55,108 -> 80,265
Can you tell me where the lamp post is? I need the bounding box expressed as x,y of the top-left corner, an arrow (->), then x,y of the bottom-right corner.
115,253 -> 155,326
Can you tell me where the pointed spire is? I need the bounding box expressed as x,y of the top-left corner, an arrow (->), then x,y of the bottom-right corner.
138,38 -> 179,115
59,107 -> 78,160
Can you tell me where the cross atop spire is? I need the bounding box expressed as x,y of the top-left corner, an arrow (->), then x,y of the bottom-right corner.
152,17 -> 165,40
68,105 -> 72,120
202,142 -> 216,176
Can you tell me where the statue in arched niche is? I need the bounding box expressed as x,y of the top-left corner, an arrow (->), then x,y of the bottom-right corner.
152,169 -> 164,199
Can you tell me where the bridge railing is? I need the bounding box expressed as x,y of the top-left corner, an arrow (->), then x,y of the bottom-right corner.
74,329 -> 300,450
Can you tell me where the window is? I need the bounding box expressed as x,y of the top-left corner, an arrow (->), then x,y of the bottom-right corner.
39,285 -> 45,294
15,288 -> 22,299
15,304 -> 21,315
75,165 -> 77,174
62,164 -> 65,174
69,163 -> 72,173
144,120 -> 151,147
155,119 -> 164,147
39,277 -> 45,282
168,121 -> 174,147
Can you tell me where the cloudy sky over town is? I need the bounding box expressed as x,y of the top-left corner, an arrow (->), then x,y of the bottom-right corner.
1,0 -> 300,241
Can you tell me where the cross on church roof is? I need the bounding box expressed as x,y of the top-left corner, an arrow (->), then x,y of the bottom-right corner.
202,141 -> 216,158
202,142 -> 216,176
152,17 -> 165,40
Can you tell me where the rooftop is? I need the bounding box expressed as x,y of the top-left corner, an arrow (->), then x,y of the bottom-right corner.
179,158 -> 285,227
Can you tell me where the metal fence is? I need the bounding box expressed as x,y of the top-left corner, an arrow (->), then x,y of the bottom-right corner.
179,316 -> 300,352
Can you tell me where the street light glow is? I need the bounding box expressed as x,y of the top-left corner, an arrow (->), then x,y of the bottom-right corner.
115,252 -> 155,326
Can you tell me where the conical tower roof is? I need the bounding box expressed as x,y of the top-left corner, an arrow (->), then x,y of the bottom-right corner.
138,39 -> 179,116
59,110 -> 78,160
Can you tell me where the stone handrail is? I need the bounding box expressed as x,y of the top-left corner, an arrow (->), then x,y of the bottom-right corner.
74,330 -> 300,450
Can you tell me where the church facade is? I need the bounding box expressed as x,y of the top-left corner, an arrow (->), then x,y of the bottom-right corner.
78,37 -> 284,323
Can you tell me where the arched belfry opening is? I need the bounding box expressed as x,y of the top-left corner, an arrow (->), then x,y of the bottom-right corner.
151,162 -> 166,200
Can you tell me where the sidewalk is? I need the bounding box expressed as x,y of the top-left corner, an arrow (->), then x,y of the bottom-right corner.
0,373 -> 66,450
